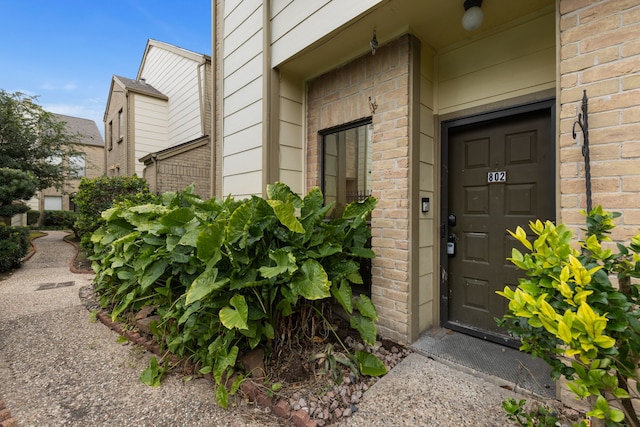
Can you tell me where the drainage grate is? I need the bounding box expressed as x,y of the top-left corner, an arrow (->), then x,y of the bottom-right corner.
411,328 -> 555,398
36,281 -> 75,291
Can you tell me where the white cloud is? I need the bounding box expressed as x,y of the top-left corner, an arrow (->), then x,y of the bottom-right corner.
41,82 -> 78,91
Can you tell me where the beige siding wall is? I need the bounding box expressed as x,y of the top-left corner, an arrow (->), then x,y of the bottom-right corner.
133,95 -> 169,177
418,47 -> 437,333
437,9 -> 556,115
279,71 -> 304,195
270,0 -> 381,68
558,0 -> 640,241
222,0 -> 265,198
307,35 -> 414,343
140,46 -> 205,146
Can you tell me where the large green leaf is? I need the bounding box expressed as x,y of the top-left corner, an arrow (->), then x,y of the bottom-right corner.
178,300 -> 201,325
175,218 -> 201,248
258,249 -> 298,278
160,207 -> 195,227
350,313 -> 377,345
267,182 -> 302,206
139,259 -> 169,290
331,279 -> 353,314
140,356 -> 165,387
226,197 -> 273,247
355,351 -> 387,376
301,186 -> 325,218
196,222 -> 225,261
215,384 -> 229,409
290,259 -> 331,300
307,243 -> 342,259
229,269 -> 265,290
213,345 -> 239,384
267,199 -> 305,234
343,197 -> 377,228
354,294 -> 378,321
185,267 -> 228,305
219,294 -> 249,330
111,290 -> 136,321
349,247 -> 375,258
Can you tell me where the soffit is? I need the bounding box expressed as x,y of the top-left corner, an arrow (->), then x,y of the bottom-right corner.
277,0 -> 555,79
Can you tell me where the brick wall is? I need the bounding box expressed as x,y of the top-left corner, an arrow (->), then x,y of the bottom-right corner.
559,0 -> 640,241
153,140 -> 211,197
307,35 -> 413,343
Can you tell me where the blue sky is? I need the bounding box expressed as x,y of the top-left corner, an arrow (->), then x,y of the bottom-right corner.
0,1 -> 211,138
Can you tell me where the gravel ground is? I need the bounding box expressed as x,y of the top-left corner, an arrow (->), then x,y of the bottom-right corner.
0,231 -> 280,427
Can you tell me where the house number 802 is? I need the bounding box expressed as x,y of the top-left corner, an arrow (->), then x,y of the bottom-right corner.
487,171 -> 506,183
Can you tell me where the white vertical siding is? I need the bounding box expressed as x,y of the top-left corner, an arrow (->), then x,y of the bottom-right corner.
140,46 -> 204,147
270,0 -> 381,67
278,73 -> 304,195
133,95 -> 169,177
221,0 -> 265,197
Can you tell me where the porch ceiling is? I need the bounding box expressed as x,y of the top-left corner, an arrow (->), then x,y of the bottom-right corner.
277,0 -> 555,79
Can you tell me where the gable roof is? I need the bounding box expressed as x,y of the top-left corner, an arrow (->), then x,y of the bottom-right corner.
112,75 -> 168,99
103,75 -> 168,122
137,39 -> 211,81
52,113 -> 104,147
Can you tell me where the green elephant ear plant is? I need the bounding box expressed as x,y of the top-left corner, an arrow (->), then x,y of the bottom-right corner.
497,206 -> 640,427
90,182 -> 386,408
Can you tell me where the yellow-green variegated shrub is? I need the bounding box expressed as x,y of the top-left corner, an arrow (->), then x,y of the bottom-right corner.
497,207 -> 640,426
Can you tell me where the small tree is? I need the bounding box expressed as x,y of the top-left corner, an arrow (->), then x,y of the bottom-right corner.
0,90 -> 82,191
0,168 -> 37,222
498,206 -> 640,426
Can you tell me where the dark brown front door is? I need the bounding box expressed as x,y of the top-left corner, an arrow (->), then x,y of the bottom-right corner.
443,104 -> 555,342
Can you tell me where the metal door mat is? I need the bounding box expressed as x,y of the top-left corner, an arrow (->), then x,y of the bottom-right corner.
411,328 -> 555,398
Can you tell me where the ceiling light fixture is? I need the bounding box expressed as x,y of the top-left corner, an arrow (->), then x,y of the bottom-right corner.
462,0 -> 483,31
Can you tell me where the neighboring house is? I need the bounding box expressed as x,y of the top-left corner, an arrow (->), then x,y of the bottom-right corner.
210,0 -> 639,351
104,39 -> 213,198
26,114 -> 104,218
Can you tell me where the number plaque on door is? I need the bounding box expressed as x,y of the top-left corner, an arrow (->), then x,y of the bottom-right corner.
487,171 -> 506,183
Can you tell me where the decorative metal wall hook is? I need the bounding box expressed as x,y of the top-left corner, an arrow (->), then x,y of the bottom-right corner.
572,90 -> 592,212
370,30 -> 378,55
368,96 -> 378,115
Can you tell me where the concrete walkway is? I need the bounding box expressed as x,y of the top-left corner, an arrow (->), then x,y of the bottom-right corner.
0,231 -> 278,427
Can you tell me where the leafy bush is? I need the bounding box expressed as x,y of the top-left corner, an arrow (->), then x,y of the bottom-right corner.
90,182 -> 385,407
26,209 -> 40,226
42,210 -> 78,229
497,206 -> 640,426
502,398 -> 559,427
73,175 -> 156,251
0,225 -> 29,272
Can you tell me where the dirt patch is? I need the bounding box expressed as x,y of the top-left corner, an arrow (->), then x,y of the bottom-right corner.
64,235 -> 93,272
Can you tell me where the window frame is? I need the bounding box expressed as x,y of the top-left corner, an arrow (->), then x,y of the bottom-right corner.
118,109 -> 124,142
44,195 -> 63,211
320,117 -> 373,217
69,153 -> 86,178
108,121 -> 113,150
